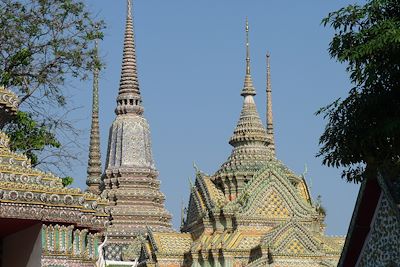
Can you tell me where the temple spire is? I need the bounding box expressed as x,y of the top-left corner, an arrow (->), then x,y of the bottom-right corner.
241,18 -> 256,97
86,40 -> 102,194
228,19 -> 267,148
245,18 -> 250,75
266,52 -> 275,154
216,19 -> 271,197
102,2 -> 172,258
115,0 -> 143,116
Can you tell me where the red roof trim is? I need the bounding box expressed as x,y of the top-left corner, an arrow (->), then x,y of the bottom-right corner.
340,178 -> 381,267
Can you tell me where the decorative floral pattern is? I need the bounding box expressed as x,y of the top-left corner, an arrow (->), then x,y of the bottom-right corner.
358,194 -> 400,266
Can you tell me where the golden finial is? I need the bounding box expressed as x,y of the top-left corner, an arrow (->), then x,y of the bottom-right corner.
245,17 -> 250,75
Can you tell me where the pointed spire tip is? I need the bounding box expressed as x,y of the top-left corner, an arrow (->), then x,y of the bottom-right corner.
241,18 -> 256,97
127,0 -> 132,18
245,17 -> 250,75
115,0 -> 144,116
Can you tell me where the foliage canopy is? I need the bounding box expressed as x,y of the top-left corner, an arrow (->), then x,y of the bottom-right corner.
318,0 -> 400,182
0,0 -> 105,175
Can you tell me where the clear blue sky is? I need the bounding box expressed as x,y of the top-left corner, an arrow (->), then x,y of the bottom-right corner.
69,0 -> 363,235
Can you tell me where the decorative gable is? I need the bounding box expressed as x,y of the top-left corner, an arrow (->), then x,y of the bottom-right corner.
238,165 -> 315,220
263,220 -> 322,257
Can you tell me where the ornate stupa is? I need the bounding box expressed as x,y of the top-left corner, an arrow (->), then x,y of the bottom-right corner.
102,0 -> 172,261
213,19 -> 272,199
136,20 -> 344,267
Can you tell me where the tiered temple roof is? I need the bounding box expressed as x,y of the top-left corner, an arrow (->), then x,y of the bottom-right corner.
137,21 -> 344,267
0,86 -> 108,229
0,86 -> 108,266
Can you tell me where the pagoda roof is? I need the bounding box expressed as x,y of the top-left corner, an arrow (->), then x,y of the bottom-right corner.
0,87 -> 108,231
145,231 -> 192,256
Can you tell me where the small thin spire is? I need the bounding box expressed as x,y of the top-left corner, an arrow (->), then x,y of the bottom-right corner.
245,17 -> 250,75
266,52 -> 275,153
86,40 -> 102,194
241,18 -> 256,97
115,0 -> 143,116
